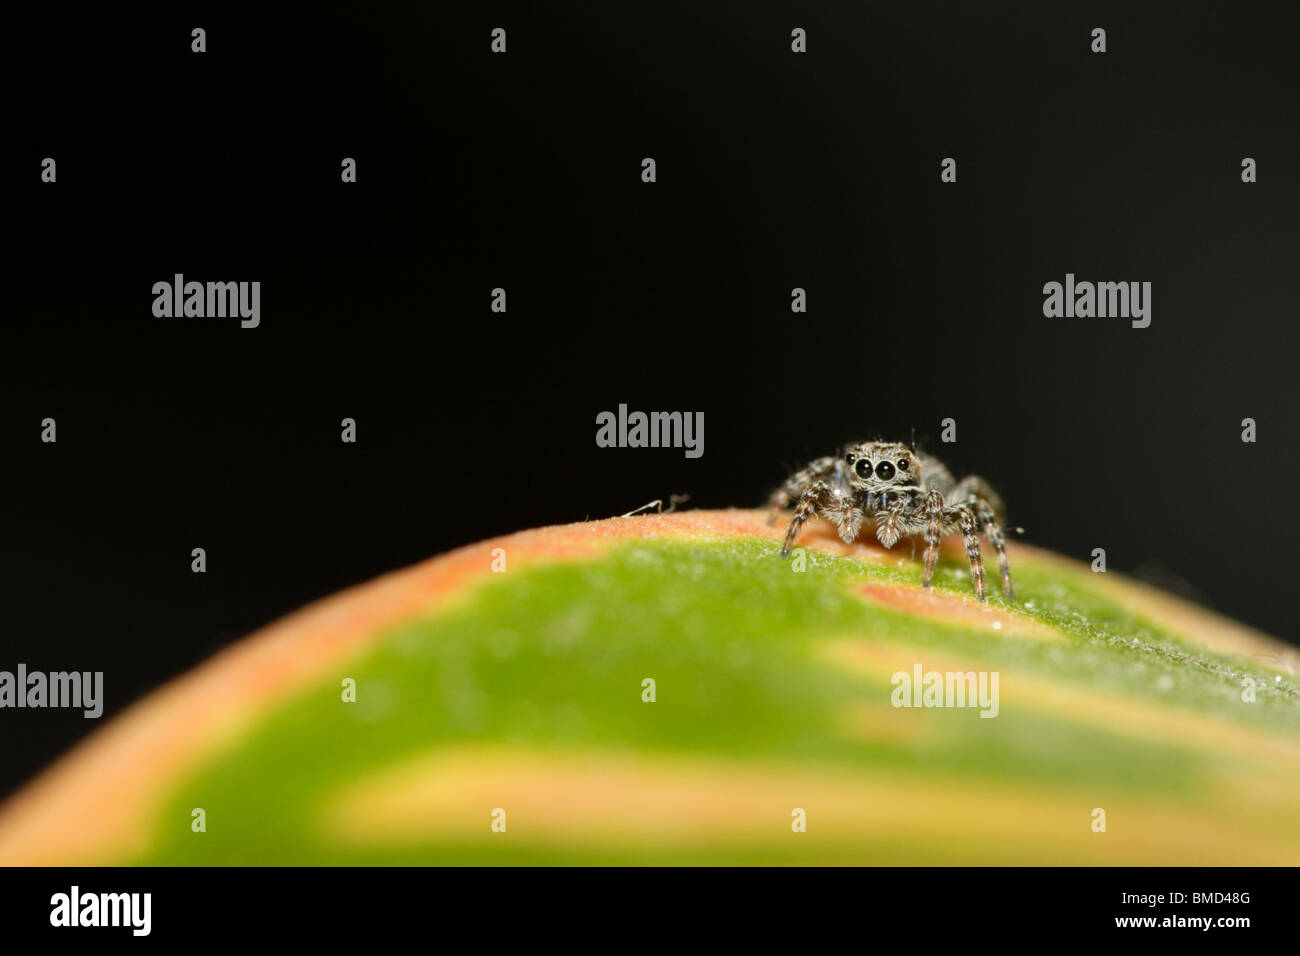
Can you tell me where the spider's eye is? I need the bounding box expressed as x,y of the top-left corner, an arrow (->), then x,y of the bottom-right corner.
854,459 -> 873,479
897,458 -> 909,471
875,461 -> 896,481
844,453 -> 855,463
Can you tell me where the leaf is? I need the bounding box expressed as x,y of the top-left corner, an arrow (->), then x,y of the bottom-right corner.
1,511 -> 1296,865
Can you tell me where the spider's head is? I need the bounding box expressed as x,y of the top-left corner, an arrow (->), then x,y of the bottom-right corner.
843,441 -> 921,492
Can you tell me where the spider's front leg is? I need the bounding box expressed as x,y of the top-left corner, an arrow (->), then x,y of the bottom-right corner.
779,479 -> 835,558
766,456 -> 836,527
921,491 -> 988,601
920,490 -> 945,589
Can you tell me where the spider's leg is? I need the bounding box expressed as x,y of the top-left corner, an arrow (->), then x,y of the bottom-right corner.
973,498 -> 1013,600
950,474 -> 1006,524
767,456 -> 836,527
780,479 -> 832,557
921,490 -> 945,588
952,503 -> 987,602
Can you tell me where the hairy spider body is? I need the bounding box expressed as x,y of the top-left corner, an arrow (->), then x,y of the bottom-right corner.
766,441 -> 1013,602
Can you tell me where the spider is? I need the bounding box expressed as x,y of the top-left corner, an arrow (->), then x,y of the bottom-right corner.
766,440 -> 1013,602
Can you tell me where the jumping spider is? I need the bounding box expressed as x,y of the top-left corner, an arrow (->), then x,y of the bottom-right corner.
767,440 -> 1013,602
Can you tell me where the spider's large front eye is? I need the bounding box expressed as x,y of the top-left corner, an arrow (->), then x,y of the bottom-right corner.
875,461 -> 896,481
854,459 -> 873,479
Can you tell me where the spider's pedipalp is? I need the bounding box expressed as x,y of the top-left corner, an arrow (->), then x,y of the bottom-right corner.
876,496 -> 908,548
830,498 -> 865,543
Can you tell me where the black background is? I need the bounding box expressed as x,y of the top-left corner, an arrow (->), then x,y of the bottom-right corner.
1,1 -> 1296,799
